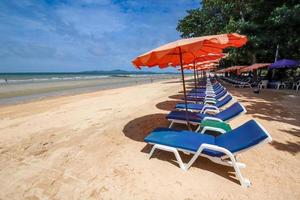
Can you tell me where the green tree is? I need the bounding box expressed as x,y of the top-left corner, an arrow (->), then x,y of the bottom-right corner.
177,0 -> 300,68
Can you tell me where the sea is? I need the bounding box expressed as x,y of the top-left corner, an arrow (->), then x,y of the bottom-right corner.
0,72 -> 181,105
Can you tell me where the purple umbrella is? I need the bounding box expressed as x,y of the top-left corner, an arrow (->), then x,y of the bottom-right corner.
269,59 -> 299,69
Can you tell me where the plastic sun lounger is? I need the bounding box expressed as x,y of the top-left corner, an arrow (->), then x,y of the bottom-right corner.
184,91 -> 228,104
184,89 -> 228,102
176,93 -> 234,112
188,85 -> 224,96
144,119 -> 272,187
234,81 -> 252,88
167,102 -> 246,130
189,86 -> 221,94
190,83 -> 221,92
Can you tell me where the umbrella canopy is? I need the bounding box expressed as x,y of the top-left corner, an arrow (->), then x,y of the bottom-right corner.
183,59 -> 220,69
132,33 -> 247,69
240,63 -> 270,73
217,68 -> 226,73
269,59 -> 299,69
218,65 -> 247,73
193,54 -> 225,63
132,33 -> 247,128
197,65 -> 217,71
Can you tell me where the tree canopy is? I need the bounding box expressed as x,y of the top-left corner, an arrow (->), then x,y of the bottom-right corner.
177,0 -> 300,68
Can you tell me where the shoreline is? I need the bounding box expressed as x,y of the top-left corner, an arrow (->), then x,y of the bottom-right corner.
0,75 -> 183,106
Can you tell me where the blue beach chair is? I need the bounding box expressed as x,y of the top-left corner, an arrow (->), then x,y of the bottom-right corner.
176,93 -> 234,112
190,83 -> 222,93
144,119 -> 272,187
188,85 -> 225,97
167,102 -> 246,130
184,89 -> 228,102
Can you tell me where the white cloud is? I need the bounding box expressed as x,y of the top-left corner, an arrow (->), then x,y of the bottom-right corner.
0,0 -> 199,72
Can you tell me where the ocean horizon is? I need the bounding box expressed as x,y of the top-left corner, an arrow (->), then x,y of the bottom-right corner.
0,71 -> 181,84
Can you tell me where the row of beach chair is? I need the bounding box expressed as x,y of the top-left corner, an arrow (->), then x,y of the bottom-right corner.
143,77 -> 272,187
220,76 -> 252,88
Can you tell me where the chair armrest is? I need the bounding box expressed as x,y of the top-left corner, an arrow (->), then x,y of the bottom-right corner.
202,117 -> 223,122
205,94 -> 216,98
201,105 -> 220,114
205,91 -> 215,95
200,126 -> 227,134
203,108 -> 219,114
204,97 -> 216,101
204,99 -> 217,105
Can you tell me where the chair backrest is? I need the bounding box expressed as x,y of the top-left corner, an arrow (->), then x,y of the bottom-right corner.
214,86 -> 224,94
215,102 -> 246,121
213,83 -> 221,89
215,120 -> 271,155
216,94 -> 233,108
215,89 -> 227,99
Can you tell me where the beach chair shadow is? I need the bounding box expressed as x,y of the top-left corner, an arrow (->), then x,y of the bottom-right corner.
156,100 -> 181,111
230,88 -> 299,126
228,87 -> 300,155
140,144 -> 239,185
123,113 -> 169,142
168,94 -> 184,100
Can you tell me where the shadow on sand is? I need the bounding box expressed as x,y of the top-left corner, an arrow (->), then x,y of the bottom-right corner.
123,113 -> 192,142
168,94 -> 184,100
270,140 -> 300,155
140,145 -> 240,185
156,100 -> 181,111
228,86 -> 300,155
123,113 -> 169,142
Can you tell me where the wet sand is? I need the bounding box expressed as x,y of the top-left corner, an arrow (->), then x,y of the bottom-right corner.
0,79 -> 299,199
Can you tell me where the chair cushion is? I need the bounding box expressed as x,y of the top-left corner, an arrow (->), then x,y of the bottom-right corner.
215,95 -> 232,108
144,128 -> 216,155
215,102 -> 244,121
144,120 -> 269,157
215,90 -> 227,99
176,103 -> 204,110
215,120 -> 269,156
166,110 -> 204,123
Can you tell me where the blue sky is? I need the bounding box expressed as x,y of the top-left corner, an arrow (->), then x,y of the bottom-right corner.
0,0 -> 200,72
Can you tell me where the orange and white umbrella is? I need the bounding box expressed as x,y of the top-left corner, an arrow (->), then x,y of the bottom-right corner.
132,33 -> 247,69
132,33 -> 247,125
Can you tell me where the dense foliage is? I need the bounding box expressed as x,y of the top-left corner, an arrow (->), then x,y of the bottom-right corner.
177,0 -> 300,68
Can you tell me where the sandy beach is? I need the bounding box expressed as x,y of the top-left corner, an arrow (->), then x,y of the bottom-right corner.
0,79 -> 299,200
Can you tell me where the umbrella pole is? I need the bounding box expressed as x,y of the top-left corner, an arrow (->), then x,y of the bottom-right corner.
179,47 -> 191,130
193,61 -> 197,90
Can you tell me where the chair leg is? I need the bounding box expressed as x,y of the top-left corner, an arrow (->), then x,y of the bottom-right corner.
149,145 -> 157,159
224,153 -> 251,187
169,121 -> 174,128
148,144 -> 186,170
195,124 -> 202,132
